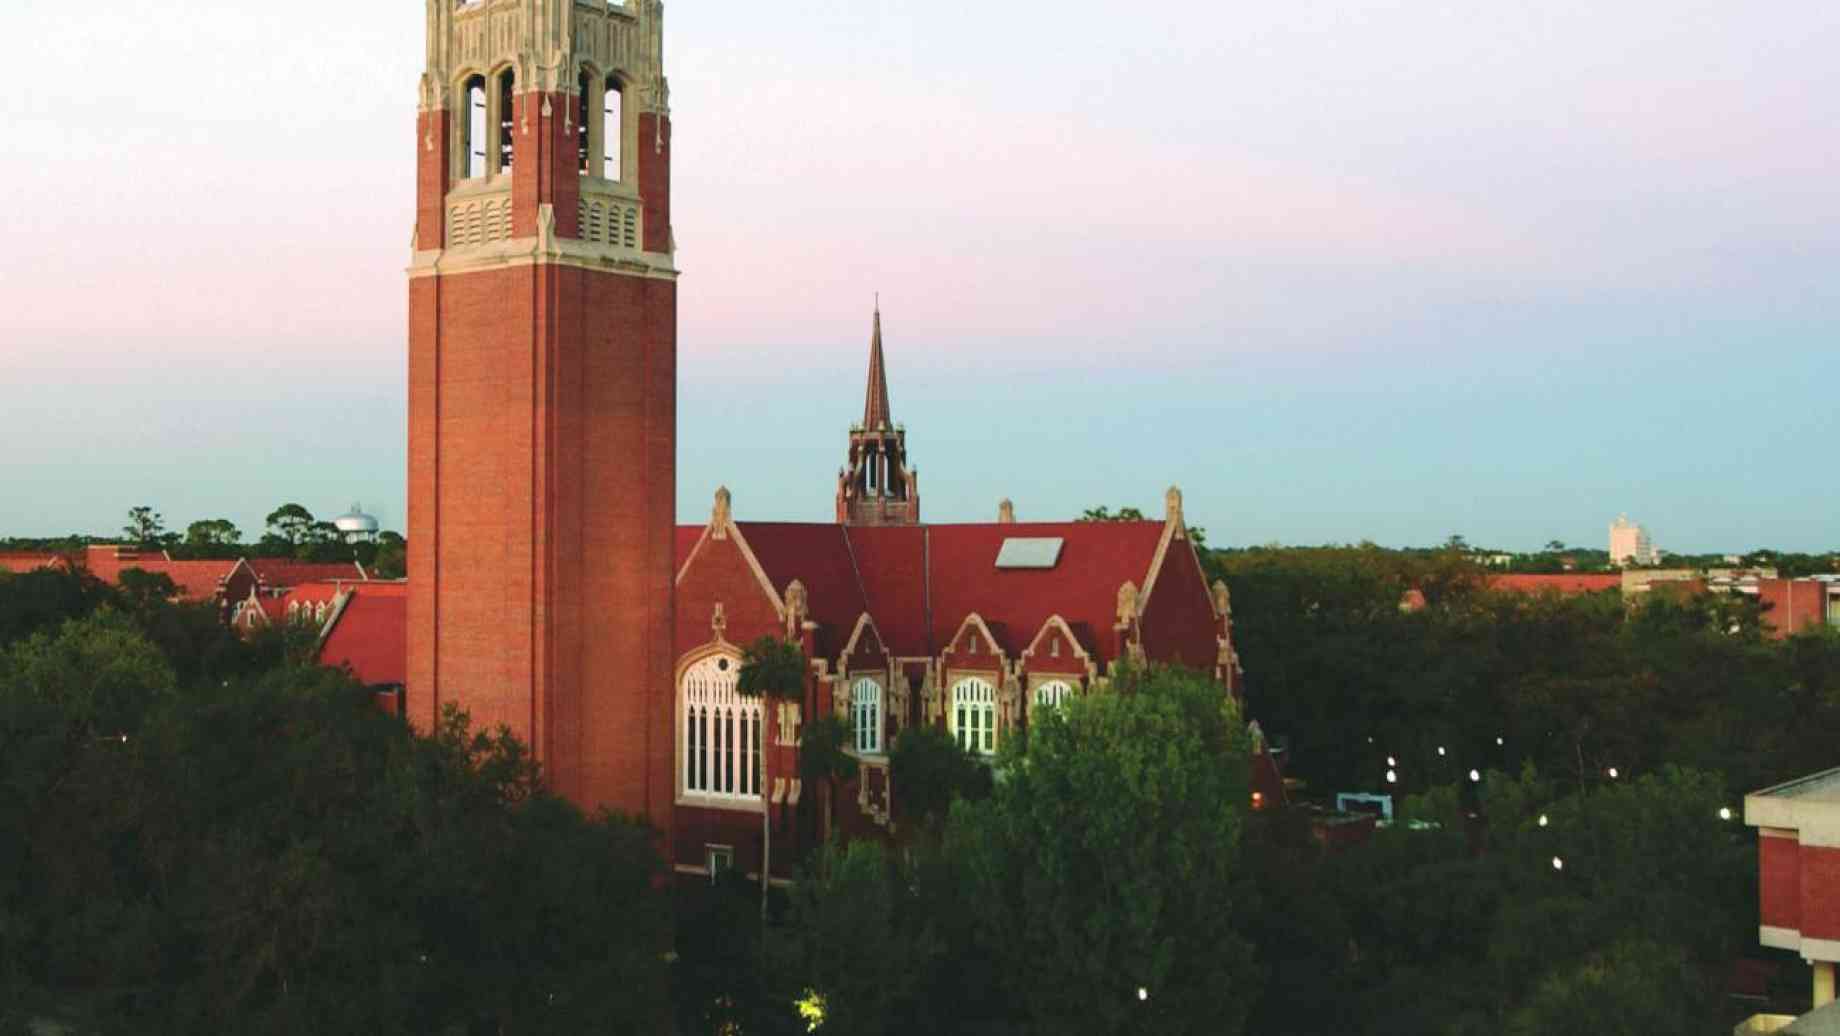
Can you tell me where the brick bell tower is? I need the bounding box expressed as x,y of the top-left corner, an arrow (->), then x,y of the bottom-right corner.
408,0 -> 676,824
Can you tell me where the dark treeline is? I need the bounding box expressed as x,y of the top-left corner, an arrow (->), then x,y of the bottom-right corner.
3,503 -> 406,578
0,568 -> 662,1034
4,542 -> 1834,1034
1209,544 -> 1839,1033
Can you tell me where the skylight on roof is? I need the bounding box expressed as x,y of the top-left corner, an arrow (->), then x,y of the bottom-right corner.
996,538 -> 1064,570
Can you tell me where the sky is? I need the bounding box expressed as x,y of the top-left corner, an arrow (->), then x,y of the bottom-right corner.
1,1 -> 1836,553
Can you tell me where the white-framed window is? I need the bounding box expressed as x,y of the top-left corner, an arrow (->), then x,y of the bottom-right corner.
602,77 -> 623,181
1035,680 -> 1075,710
705,845 -> 734,883
682,655 -> 762,802
496,69 -> 516,174
463,74 -> 488,179
852,678 -> 883,755
951,677 -> 997,755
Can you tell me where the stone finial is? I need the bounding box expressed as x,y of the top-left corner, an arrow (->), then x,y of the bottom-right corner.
785,579 -> 809,636
998,498 -> 1016,524
712,601 -> 728,640
1212,579 -> 1232,618
1116,580 -> 1140,627
1166,486 -> 1185,537
711,486 -> 732,538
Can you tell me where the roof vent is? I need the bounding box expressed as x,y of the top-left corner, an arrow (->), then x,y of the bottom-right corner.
996,537 -> 1064,570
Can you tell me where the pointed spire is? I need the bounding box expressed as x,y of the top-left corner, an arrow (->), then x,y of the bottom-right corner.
863,302 -> 893,432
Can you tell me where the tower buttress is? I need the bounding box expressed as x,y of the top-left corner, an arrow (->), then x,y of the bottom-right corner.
837,307 -> 920,526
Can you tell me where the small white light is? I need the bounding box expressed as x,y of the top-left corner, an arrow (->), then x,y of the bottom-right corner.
1538,814 -> 1549,828
1137,987 -> 1149,1002
1496,737 -> 1505,746
1552,856 -> 1564,872
1386,770 -> 1398,784
1437,746 -> 1447,757
1607,767 -> 1619,779
1387,756 -> 1397,768
1469,769 -> 1481,783
1720,807 -> 1733,821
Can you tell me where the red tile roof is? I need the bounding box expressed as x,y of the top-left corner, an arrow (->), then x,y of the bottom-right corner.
680,519 -> 1184,666
1489,574 -> 1622,595
0,553 -> 64,574
80,547 -> 239,602
318,583 -> 408,688
248,559 -> 367,589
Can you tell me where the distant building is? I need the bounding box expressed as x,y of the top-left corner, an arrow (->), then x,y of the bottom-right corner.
1609,515 -> 1659,567
332,504 -> 381,544
1743,769 -> 1840,1030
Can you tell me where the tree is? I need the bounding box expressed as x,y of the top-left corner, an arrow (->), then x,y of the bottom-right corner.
122,506 -> 165,546
888,724 -> 989,829
184,519 -> 242,549
800,714 -> 856,847
740,635 -> 807,917
263,503 -> 317,547
954,666 -> 1260,1036
1504,940 -> 1712,1036
0,624 -> 673,1033
782,840 -> 940,1036
114,569 -> 178,612
1079,506 -> 1146,522
1544,540 -> 1567,552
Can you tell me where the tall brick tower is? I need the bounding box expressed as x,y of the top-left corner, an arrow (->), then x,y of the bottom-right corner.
407,0 -> 676,824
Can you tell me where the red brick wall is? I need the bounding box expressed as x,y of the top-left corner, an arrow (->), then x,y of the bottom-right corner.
1802,843 -> 1840,942
1761,832 -> 1802,933
1760,580 -> 1829,640
638,113 -> 672,254
407,262 -> 677,825
1141,539 -> 1223,673
415,109 -> 449,250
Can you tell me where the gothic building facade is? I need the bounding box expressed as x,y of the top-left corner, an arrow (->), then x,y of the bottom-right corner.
667,319 -> 1252,881
397,0 -> 1261,885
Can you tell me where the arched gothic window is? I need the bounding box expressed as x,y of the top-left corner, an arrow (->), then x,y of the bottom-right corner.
852,678 -> 883,755
463,75 -> 488,179
577,71 -> 593,174
1035,680 -> 1075,710
951,677 -> 997,755
681,655 -> 762,802
496,69 -> 516,173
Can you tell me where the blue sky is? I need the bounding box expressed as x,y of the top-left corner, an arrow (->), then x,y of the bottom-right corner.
1,1 -> 1834,552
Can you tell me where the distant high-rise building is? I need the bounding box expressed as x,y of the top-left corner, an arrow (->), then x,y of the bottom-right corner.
1609,515 -> 1659,567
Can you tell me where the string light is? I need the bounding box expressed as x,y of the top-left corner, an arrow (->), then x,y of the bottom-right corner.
1137,988 -> 1149,1002
1437,746 -> 1447,757
1551,856 -> 1565,872
1387,756 -> 1398,768
1607,767 -> 1619,780
1538,814 -> 1549,828
1386,770 -> 1398,784
1496,736 -> 1505,746
1469,769 -> 1481,783
1719,807 -> 1733,822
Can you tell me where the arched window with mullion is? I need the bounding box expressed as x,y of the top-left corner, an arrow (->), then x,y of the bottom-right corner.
852,678 -> 884,755
602,77 -> 623,181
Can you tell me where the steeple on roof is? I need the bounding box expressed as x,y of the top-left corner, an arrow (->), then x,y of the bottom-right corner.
862,303 -> 893,432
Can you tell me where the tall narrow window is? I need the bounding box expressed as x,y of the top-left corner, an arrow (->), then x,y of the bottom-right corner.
497,70 -> 516,174
951,678 -> 997,755
852,678 -> 884,755
464,76 -> 488,179
603,78 -> 623,180
577,72 -> 593,174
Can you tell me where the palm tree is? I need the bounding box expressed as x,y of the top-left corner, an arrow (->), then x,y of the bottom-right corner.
738,635 -> 806,919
